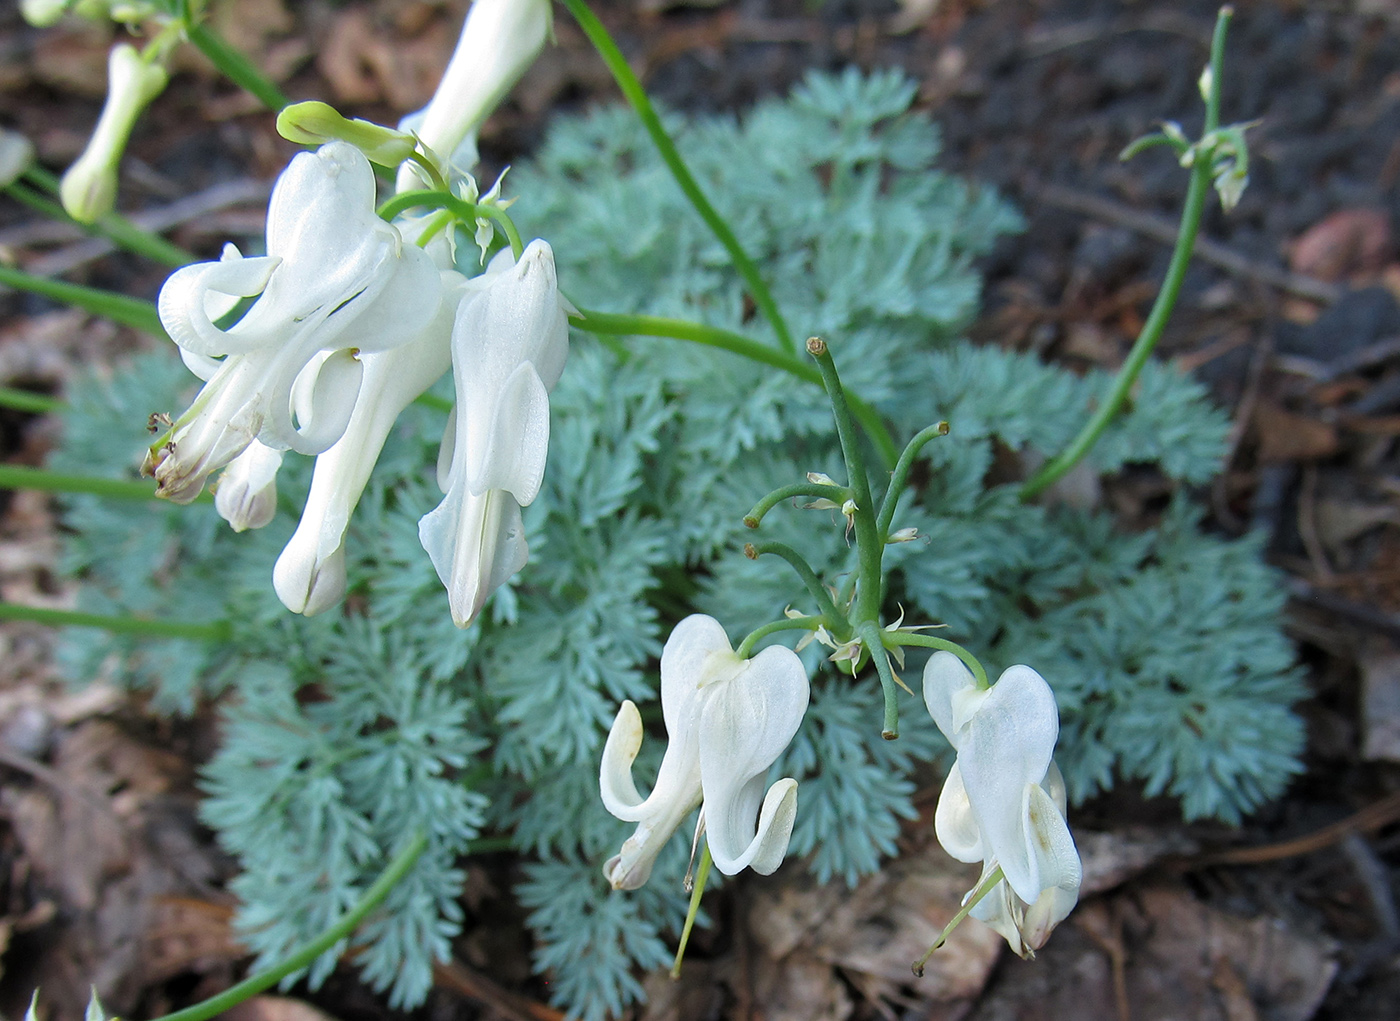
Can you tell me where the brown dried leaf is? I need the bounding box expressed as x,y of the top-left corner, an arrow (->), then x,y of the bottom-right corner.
1290,208 -> 1393,284
1253,401 -> 1340,463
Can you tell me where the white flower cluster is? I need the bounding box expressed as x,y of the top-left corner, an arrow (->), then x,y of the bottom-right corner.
600,617 -> 1083,958
146,0 -> 557,627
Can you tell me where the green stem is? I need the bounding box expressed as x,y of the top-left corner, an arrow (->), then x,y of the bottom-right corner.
807,339 -> 882,625
735,615 -> 822,660
0,387 -> 62,414
858,621 -> 900,739
913,864 -> 1003,977
743,482 -> 849,529
378,190 -> 524,260
577,309 -> 897,467
16,167 -> 194,267
151,831 -> 429,1021
0,266 -> 166,337
885,631 -> 989,689
1019,8 -> 1232,501
184,22 -> 290,112
558,0 -> 796,355
0,601 -> 230,642
745,541 -> 842,627
0,463 -> 212,502
875,421 -> 948,540
670,843 -> 712,979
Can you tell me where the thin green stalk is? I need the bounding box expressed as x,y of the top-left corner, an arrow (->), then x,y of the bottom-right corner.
735,615 -> 822,660
17,167 -> 194,267
0,602 -> 230,642
745,541 -> 842,626
184,22 -> 290,112
578,309 -> 897,467
885,631 -> 989,689
670,843 -> 712,979
807,339 -> 883,625
0,463 -> 211,502
151,831 -> 428,1021
913,864 -> 1003,976
1019,7 -> 1233,501
0,266 -> 166,337
875,421 -> 948,540
0,387 -> 61,414
743,482 -> 849,529
858,621 -> 901,739
379,190 -> 524,260
558,0 -> 796,355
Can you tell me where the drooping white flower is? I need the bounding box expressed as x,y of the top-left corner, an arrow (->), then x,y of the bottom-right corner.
60,43 -> 167,223
213,440 -> 282,533
418,239 -> 568,627
273,271 -> 464,615
600,614 -> 810,891
395,0 -> 551,191
146,141 -> 441,503
923,652 -> 1082,957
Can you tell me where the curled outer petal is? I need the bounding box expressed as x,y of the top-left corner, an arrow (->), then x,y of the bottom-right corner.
932,761 -> 983,864
599,700 -> 702,891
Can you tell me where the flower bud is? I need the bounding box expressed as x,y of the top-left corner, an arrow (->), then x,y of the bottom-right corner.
277,102 -> 418,169
59,44 -> 168,223
395,0 -> 551,190
887,527 -> 920,544
0,128 -> 35,188
213,442 -> 283,532
20,0 -> 69,28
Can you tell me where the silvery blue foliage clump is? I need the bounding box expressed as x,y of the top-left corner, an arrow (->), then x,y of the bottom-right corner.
48,69 -> 1302,1020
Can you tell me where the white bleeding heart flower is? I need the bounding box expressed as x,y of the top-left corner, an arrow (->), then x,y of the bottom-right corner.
146,141 -> 442,503
418,239 -> 568,627
600,614 -> 810,891
923,652 -> 1082,957
273,271 -> 465,616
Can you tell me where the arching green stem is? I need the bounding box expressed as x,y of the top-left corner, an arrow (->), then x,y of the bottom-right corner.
0,602 -> 230,642
884,631 -> 989,690
876,421 -> 948,539
0,464 -> 212,503
0,387 -> 61,414
0,266 -> 166,337
745,542 -> 843,628
11,168 -> 193,267
184,21 -> 291,112
735,615 -> 823,660
744,482 -> 849,529
150,831 -> 428,1021
377,190 -> 523,260
576,310 -> 896,466
1020,7 -> 1233,501
557,0 -> 796,355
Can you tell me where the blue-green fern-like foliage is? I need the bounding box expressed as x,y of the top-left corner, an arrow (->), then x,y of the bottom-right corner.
47,69 -> 1302,1020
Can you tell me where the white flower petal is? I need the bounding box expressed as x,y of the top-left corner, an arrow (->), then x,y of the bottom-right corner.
418,487 -> 528,627
933,761 -> 984,864
922,651 -> 981,748
956,665 -> 1061,904
713,777 -> 799,877
213,441 -> 282,532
